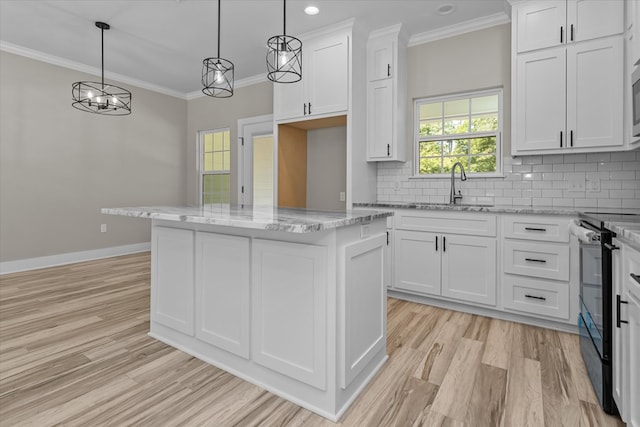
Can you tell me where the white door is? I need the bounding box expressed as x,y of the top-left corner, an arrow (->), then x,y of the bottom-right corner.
367,80 -> 393,159
516,0 -> 566,53
238,115 -> 274,207
394,230 -> 441,296
567,37 -> 623,149
307,33 -> 349,117
515,47 -> 566,152
628,291 -> 640,427
568,0 -> 623,43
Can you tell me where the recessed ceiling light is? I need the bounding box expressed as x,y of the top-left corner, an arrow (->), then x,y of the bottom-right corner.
436,4 -> 455,15
304,6 -> 319,15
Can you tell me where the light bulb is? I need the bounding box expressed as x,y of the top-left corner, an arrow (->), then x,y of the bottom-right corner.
279,50 -> 292,67
112,96 -> 118,105
214,69 -> 224,84
96,96 -> 102,104
87,91 -> 94,99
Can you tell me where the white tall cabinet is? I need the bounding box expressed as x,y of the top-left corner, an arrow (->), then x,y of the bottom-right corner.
511,0 -> 625,154
366,24 -> 408,162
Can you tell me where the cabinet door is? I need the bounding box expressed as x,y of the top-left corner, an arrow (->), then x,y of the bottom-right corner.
628,291 -> 640,427
367,80 -> 393,160
273,79 -> 305,121
516,1 -> 566,53
195,232 -> 250,359
151,226 -> 195,335
612,242 -> 628,421
252,239 -> 327,390
567,37 -> 623,149
307,33 -> 349,117
368,37 -> 393,81
441,235 -> 497,306
568,0 -> 623,43
394,230 -> 441,296
515,47 -> 566,153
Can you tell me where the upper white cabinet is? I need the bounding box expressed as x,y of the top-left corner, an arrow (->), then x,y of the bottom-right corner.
516,0 -> 623,53
511,0 -> 625,155
274,31 -> 349,122
366,25 -> 407,162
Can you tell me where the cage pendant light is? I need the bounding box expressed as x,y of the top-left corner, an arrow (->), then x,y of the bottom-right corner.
71,22 -> 132,115
266,0 -> 302,83
202,0 -> 234,97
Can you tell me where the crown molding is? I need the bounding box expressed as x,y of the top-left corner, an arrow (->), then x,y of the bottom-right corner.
408,12 -> 510,47
185,74 -> 269,101
1,41 -> 187,100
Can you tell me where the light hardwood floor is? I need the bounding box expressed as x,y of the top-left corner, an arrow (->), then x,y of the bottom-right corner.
0,252 -> 624,426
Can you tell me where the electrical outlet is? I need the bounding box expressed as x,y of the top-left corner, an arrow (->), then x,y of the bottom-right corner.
567,175 -> 585,192
100,224 -> 107,233
339,191 -> 346,202
586,179 -> 601,192
360,223 -> 370,238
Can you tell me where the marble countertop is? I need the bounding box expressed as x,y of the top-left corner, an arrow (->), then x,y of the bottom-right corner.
607,219 -> 640,249
354,202 -> 579,216
102,205 -> 393,233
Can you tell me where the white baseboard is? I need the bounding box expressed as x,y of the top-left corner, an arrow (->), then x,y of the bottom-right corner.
0,242 -> 151,275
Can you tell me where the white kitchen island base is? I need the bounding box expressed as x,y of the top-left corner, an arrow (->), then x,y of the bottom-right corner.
103,206 -> 391,421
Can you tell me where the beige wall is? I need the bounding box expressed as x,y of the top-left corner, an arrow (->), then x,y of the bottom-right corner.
406,23 -> 511,156
186,82 -> 273,205
306,126 -> 347,210
0,51 -> 188,262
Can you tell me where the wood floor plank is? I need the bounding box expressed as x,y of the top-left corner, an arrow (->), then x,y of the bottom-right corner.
502,356 -> 544,427
0,253 -> 625,426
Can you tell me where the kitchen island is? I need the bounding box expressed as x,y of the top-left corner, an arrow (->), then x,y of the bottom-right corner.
102,205 -> 393,421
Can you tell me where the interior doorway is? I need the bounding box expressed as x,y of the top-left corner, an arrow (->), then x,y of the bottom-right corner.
237,115 -> 274,207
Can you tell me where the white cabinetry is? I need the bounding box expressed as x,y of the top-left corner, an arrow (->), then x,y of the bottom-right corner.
501,215 -> 574,322
366,25 -> 407,162
151,226 -> 194,335
252,239 -> 327,389
614,239 -> 640,426
393,210 -> 497,306
195,232 -> 250,359
384,217 -> 394,288
516,0 -> 623,53
511,0 -> 625,155
274,31 -> 348,122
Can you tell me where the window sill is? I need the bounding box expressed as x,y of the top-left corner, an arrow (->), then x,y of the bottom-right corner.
409,172 -> 505,179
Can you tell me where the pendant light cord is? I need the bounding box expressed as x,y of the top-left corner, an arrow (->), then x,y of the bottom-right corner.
283,0 -> 286,35
217,0 -> 221,58
101,25 -> 105,89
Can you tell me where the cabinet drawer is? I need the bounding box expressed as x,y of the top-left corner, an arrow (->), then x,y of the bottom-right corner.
503,240 -> 570,281
502,215 -> 571,242
502,274 -> 570,320
395,209 -> 496,237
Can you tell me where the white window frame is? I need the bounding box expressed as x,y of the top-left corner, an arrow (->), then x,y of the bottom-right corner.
413,88 -> 504,178
198,128 -> 231,205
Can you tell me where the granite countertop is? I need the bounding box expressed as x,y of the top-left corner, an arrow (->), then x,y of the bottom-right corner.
354,202 -> 579,216
102,205 -> 393,233
606,219 -> 640,249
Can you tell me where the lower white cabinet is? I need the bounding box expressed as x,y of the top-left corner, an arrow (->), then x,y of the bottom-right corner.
195,232 -> 250,359
612,239 -> 627,420
151,226 -> 195,335
628,290 -> 640,427
252,239 -> 328,390
384,229 -> 393,288
394,228 -> 497,306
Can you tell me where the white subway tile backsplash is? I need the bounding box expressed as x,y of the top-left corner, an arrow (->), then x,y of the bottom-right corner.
377,152 -> 640,208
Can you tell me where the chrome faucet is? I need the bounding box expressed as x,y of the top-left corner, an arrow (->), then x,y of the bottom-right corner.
450,162 -> 467,204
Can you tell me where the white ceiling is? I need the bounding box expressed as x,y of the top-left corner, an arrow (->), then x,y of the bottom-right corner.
0,0 -> 509,97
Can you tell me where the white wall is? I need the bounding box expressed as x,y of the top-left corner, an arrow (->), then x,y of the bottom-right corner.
0,51 -> 188,262
306,126 -> 347,211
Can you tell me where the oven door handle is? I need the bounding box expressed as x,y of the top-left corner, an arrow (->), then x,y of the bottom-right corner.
603,243 -> 619,251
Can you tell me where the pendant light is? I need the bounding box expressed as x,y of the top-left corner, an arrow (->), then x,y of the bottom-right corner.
266,0 -> 302,83
202,0 -> 234,97
72,22 -> 132,115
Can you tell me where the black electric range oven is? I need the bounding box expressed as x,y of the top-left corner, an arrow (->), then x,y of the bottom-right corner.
577,211 -> 640,415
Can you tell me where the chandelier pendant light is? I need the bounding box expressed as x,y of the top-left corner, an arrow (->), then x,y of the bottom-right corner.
202,0 -> 234,97
72,22 -> 132,115
266,0 -> 302,83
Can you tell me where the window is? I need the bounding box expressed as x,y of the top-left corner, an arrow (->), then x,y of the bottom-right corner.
415,89 -> 502,176
199,128 -> 230,204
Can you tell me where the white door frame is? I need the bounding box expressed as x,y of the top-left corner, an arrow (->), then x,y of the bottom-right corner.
237,114 -> 274,207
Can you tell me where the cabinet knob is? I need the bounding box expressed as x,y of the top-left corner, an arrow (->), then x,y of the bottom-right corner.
387,64 -> 391,77
304,103 -> 307,115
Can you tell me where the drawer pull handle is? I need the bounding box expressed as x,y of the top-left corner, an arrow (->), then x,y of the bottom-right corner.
631,273 -> 640,285
525,258 -> 547,263
617,294 -> 629,328
525,227 -> 547,232
525,294 -> 546,301
435,235 -> 438,252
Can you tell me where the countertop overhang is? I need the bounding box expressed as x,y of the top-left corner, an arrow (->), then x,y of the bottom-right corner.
102,205 -> 393,233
